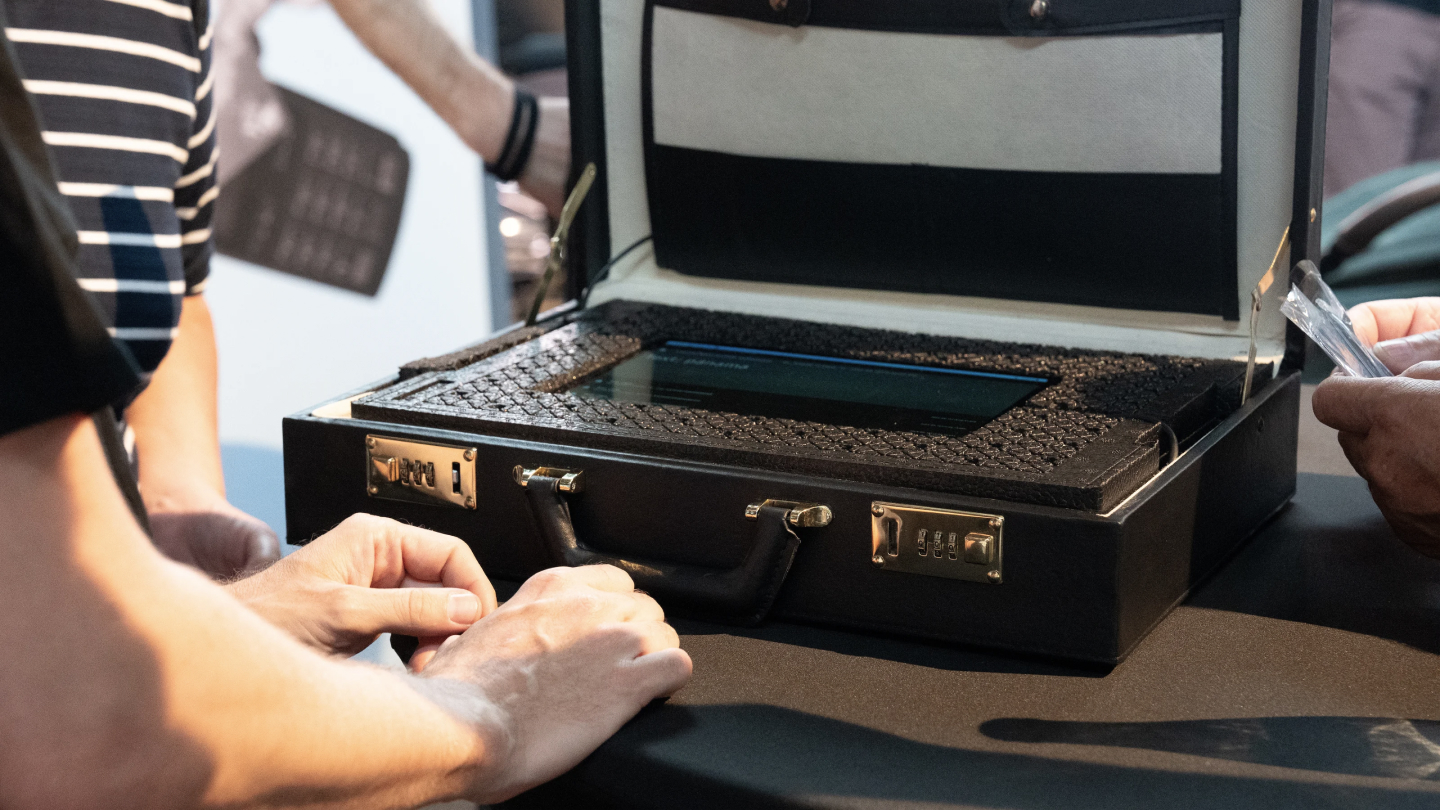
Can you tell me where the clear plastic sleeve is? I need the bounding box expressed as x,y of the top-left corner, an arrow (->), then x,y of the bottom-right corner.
1279,262 -> 1391,378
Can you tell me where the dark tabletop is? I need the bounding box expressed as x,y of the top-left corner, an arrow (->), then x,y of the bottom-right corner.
505,473 -> 1440,809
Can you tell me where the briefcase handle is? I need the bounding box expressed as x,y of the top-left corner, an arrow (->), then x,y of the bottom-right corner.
515,467 -> 830,625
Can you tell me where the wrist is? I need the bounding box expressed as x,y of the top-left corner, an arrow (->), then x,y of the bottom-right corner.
457,66 -> 515,165
410,674 -> 516,801
223,562 -> 271,598
517,96 -> 569,217
485,87 -> 539,182
141,477 -> 228,514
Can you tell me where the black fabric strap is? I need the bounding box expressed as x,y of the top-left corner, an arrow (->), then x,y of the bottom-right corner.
655,0 -> 1238,36
487,88 -> 540,182
92,408 -> 150,536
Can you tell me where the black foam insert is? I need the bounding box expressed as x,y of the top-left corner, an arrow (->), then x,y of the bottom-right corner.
354,301 -> 1251,511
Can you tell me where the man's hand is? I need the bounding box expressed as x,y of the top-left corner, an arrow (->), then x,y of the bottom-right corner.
149,496 -> 281,580
128,293 -> 281,578
322,0 -> 573,217
417,565 -> 692,804
146,478 -> 280,579
1346,297 -> 1440,373
227,514 -> 497,656
1313,297 -> 1440,557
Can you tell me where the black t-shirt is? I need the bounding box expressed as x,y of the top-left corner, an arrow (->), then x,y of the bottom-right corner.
0,13 -> 141,438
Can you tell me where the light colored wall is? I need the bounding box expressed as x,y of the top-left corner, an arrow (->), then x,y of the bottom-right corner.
208,0 -> 493,450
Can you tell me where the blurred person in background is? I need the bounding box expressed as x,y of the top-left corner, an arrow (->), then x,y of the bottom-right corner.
216,0 -> 570,215
1326,0 -> 1440,198
328,0 -> 571,216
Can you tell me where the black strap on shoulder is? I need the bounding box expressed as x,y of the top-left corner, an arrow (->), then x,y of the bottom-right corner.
91,408 -> 150,536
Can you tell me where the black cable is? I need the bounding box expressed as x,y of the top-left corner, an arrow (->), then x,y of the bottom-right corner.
578,235 -> 653,310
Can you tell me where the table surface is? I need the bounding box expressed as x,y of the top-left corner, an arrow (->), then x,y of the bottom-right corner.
506,473 -> 1440,809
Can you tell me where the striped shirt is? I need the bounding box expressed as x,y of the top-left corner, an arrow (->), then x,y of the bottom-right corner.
4,0 -> 215,372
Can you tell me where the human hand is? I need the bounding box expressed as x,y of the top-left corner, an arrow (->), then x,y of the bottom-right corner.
226,514 -> 497,656
415,565 -> 692,804
148,489 -> 281,579
519,96 -> 570,219
1311,297 -> 1440,555
1313,363 -> 1440,557
1345,297 -> 1440,373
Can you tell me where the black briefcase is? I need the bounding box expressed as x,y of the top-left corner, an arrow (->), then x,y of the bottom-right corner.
282,0 -> 1330,664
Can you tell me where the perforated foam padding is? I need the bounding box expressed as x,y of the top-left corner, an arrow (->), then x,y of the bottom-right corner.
354,301 -> 1251,511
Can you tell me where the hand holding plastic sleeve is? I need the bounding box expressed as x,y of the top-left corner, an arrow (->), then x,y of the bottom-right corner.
1345,297 -> 1440,373
1312,366 -> 1440,558
1280,262 -> 1390,378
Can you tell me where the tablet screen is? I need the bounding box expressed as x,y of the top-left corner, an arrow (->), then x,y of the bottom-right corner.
568,341 -> 1048,437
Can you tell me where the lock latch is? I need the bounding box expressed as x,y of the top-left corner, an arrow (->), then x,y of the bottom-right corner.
366,435 -> 477,509
870,502 -> 1004,584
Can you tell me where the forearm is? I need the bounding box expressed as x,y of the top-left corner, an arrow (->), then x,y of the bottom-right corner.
147,562 -> 485,808
126,294 -> 224,506
0,417 -> 488,809
328,0 -> 513,163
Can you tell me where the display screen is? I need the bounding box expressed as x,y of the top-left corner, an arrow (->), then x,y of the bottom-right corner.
568,341 -> 1048,437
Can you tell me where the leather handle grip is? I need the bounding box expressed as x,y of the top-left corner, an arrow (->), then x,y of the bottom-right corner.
520,474 -> 803,624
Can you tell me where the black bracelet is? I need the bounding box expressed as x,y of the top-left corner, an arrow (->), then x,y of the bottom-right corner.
486,88 -> 539,182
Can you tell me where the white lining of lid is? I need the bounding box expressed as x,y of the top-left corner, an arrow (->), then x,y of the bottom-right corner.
652,7 -> 1224,174
593,0 -> 1299,362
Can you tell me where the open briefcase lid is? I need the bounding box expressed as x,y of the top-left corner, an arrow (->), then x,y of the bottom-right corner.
564,0 -> 1329,366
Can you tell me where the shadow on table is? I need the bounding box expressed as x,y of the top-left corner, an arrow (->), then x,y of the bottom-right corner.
674,619 -> 1110,678
505,705 -> 1440,810
1189,474 -> 1440,657
981,716 -> 1440,780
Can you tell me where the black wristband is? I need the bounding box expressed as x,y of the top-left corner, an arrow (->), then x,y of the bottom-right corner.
486,88 -> 539,182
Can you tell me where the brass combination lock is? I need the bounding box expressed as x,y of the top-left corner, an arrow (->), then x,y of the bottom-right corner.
366,435 -> 477,510
870,502 -> 1004,584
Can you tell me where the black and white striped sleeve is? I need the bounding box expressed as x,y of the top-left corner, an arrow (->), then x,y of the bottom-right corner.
174,10 -> 214,295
